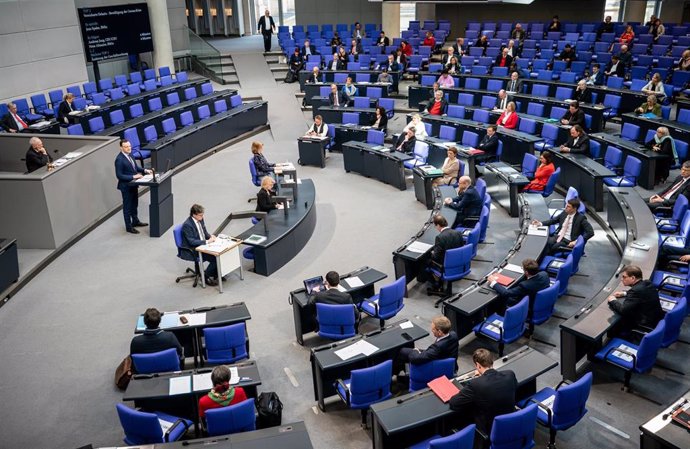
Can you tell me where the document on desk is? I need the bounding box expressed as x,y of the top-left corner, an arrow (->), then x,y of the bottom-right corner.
406,241 -> 433,253
192,372 -> 213,391
229,367 -> 240,385
169,376 -> 191,395
180,312 -> 206,326
198,240 -> 233,253
400,321 -> 414,329
503,263 -> 524,274
335,340 -> 380,360
527,226 -> 548,236
160,312 -> 181,329
342,276 -> 364,288
135,174 -> 155,183
644,398 -> 689,433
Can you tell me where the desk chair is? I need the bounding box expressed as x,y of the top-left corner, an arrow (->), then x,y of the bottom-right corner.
477,403 -> 538,449
535,124 -> 559,152
525,168 -> 560,196
540,236 -> 585,275
360,276 -> 406,328
203,323 -> 249,365
474,297 -> 529,356
520,153 -> 539,178
654,195 -> 688,234
527,281 -> 560,336
335,359 -> 393,426
316,303 -> 358,340
409,424 -> 475,449
67,124 -> 84,135
116,403 -> 192,445
173,224 -> 201,287
131,348 -> 180,374
205,399 -> 256,436
248,158 -> 262,186
603,156 -> 641,187
408,358 -> 456,392
427,244 -> 473,304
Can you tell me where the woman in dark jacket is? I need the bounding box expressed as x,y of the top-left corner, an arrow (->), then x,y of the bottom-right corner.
370,106 -> 388,132
251,141 -> 274,176
256,176 -> 282,212
646,127 -> 678,184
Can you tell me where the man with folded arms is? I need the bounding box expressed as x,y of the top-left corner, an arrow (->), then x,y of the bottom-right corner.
399,316 -> 459,368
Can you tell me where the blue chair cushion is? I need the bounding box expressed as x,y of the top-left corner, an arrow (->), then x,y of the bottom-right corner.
473,313 -> 504,340
603,177 -> 635,187
409,435 -> 441,449
539,256 -> 566,274
517,387 -> 557,425
594,338 -> 638,370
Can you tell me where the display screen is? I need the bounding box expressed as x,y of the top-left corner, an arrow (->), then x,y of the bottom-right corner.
77,3 -> 153,62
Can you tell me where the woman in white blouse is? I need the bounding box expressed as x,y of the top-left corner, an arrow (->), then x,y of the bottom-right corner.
403,114 -> 429,139
642,73 -> 665,97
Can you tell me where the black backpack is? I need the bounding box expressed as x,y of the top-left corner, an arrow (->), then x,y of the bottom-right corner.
255,391 -> 283,428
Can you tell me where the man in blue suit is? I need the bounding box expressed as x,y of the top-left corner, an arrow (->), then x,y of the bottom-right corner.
444,176 -> 483,229
181,204 -> 218,286
115,139 -> 150,234
488,258 -> 551,308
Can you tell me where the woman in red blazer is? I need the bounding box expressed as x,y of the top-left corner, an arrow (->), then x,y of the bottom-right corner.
496,101 -> 519,129
523,151 -> 555,191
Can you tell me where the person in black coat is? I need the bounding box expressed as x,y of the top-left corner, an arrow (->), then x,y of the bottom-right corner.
597,15 -> 614,39
257,9 -> 276,52
328,83 -> 346,106
572,80 -> 593,104
607,265 -> 663,333
445,176 -> 483,229
306,66 -> 322,84
605,55 -> 626,78
25,137 -> 53,173
398,316 -> 459,369
309,270 -> 360,325
181,203 -> 219,285
130,308 -> 185,370
647,162 -> 690,212
646,127 -> 677,184
489,258 -> 551,307
478,125 -> 499,157
1,102 -> 29,133
559,125 -> 590,155
429,215 -> 465,265
376,31 -> 390,47
115,139 -> 150,234
370,106 -> 388,131
300,40 -> 318,58
425,90 -> 448,116
251,141 -> 274,176
506,71 -> 523,93
57,93 -> 76,125
288,48 -> 304,75
560,102 -> 586,128
449,348 -> 517,436
326,53 -> 345,71
533,198 -> 594,255
395,127 -> 417,153
256,176 -> 282,213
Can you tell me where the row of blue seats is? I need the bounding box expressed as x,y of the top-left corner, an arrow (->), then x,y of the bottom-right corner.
465,21 -> 690,36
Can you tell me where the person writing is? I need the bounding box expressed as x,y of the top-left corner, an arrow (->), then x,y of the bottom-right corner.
532,198 -> 594,255
307,115 -> 328,137
251,141 -> 274,177
433,147 -> 461,187
493,90 -> 509,111
25,136 -> 53,173
560,101 -> 585,128
445,176 -> 483,229
182,204 -> 219,285
256,176 -> 283,213
607,265 -> 663,334
198,365 -> 248,419
487,258 -> 550,307
646,127 -> 678,184
559,125 -> 590,155
522,151 -> 555,191
647,161 -> 690,212
115,139 -> 151,234
130,307 -> 185,370
604,56 -> 625,78
496,101 -> 518,129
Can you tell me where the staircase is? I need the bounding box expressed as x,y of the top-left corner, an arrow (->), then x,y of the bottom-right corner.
188,28 -> 239,86
264,50 -> 288,82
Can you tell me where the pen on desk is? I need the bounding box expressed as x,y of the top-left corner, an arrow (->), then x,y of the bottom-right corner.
574,304 -> 593,319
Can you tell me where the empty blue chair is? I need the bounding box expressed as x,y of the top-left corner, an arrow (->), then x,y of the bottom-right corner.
531,84 -> 549,97
83,81 -> 98,98
481,96 -> 497,109
48,89 -> 63,107
655,195 -> 689,234
602,95 -> 621,122
143,125 -> 158,143
201,82 -> 213,96
378,98 -> 394,119
30,94 -> 54,117
144,79 -> 157,92
620,123 -> 640,142
109,87 -> 125,100
594,320 -> 666,390
316,303 -> 358,340
447,105 -> 465,118
198,105 -> 211,120
143,68 -> 156,81
91,92 -> 107,106
409,425 -> 475,449
131,348 -> 180,374
521,153 -> 539,178
161,118 -> 177,135
116,403 -> 191,445
473,108 -> 490,125
159,66 -> 172,78
98,78 -> 113,92
603,156 -> 641,187
603,146 -> 623,171
486,403 -> 538,449
130,71 -> 143,86
461,131 -> 479,148
542,236 -> 585,275
360,276 -> 406,328
114,74 -> 128,88
127,83 -> 142,95
66,85 -> 82,98
179,111 -> 194,127
367,129 -> 385,145
527,281 -> 560,334
518,118 -> 537,134
214,99 -> 228,114
124,127 -> 151,162
526,103 -> 545,117
428,244 -> 473,297
166,92 -> 180,106
203,323 -> 248,364
88,116 -> 105,134
230,94 -> 242,108
129,103 -> 144,118
148,97 -> 163,112
409,358 -> 456,392
205,399 -> 256,436
474,297 -> 529,356
160,75 -> 173,87
607,76 -> 624,89
335,359 -> 393,424
554,87 -> 573,101
404,141 -> 430,168
176,71 -> 188,83
184,87 -> 197,101
661,297 -> 687,348
67,124 -> 84,135
439,125 -> 456,141
354,96 -> 370,108
342,112 -> 359,125
535,124 -> 558,151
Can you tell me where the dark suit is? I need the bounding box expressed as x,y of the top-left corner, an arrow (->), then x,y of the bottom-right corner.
617,51 -> 632,68
395,135 -> 416,154
562,134 -> 590,155
448,186 -> 483,229
493,271 -> 551,307
449,368 -> 518,435
327,58 -> 345,71
478,133 -> 499,156
57,100 -> 74,124
561,109 -> 585,128
130,329 -> 184,369
606,61 -> 626,77
378,61 -> 400,72
328,91 -> 346,106
647,175 -> 690,211
442,54 -> 456,66
608,280 -> 663,332
431,228 -> 465,264
377,36 -> 390,47
572,88 -> 593,104
256,188 -> 277,212
300,46 -> 319,57
371,113 -> 388,131
494,96 -> 510,111
505,79 -> 523,93
306,72 -> 322,83
257,15 -> 275,51
25,147 -> 52,173
453,44 -> 466,56
311,288 -> 354,306
494,54 -> 513,68
1,112 -> 27,132
542,211 -> 594,254
400,331 -> 460,369
588,70 -> 605,86
115,152 -> 144,231
181,216 -> 217,279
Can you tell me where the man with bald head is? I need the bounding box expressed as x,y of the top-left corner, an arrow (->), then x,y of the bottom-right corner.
494,90 -> 509,111
444,176 -> 483,229
506,71 -> 523,94
617,44 -> 632,68
25,137 -> 53,173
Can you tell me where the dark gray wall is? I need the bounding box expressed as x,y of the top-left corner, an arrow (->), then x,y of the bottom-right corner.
295,0 -> 381,28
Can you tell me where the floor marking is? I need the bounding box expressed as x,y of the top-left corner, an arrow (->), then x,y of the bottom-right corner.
589,416 -> 630,439
312,406 -> 319,415
284,367 -> 299,387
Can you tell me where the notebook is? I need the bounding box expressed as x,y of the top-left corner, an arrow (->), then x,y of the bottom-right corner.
428,376 -> 460,403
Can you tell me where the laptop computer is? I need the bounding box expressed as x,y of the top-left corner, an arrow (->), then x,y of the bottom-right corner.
303,276 -> 325,295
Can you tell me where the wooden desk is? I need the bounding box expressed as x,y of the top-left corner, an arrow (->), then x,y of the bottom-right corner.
196,237 -> 244,293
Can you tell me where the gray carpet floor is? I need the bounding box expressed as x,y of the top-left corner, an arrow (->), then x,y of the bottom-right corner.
1,35 -> 688,449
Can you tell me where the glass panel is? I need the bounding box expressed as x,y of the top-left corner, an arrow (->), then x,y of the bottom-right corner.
604,0 -> 621,21
645,0 -> 658,22
254,0 -> 280,28
400,2 -> 416,33
282,0 -> 295,28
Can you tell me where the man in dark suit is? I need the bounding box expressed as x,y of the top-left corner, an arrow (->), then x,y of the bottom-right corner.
647,162 -> 690,212
301,39 -> 318,58
442,47 -> 456,66
560,101 -> 586,128
533,198 -> 594,255
377,54 -> 400,72
115,139 -> 150,234
306,66 -> 322,84
328,83 -> 346,107
445,176 -> 483,229
478,124 -> 499,156
425,90 -> 448,116
425,215 -> 465,291
607,265 -> 663,333
327,53 -> 345,71
25,137 -> 53,173
493,90 -> 510,111
617,45 -> 633,68
489,258 -> 550,307
586,63 -> 605,86
130,308 -> 185,369
450,348 -> 517,436
395,127 -> 417,153
452,37 -> 466,57
57,93 -> 76,125
605,55 -> 626,78
377,31 -> 390,47
494,47 -> 513,69
597,15 -> 614,39
506,71 -> 523,93
572,80 -> 593,104
309,271 -> 359,323
1,102 -> 30,133
257,9 -> 276,52
559,125 -> 590,155
181,203 -> 219,286
398,316 -> 459,369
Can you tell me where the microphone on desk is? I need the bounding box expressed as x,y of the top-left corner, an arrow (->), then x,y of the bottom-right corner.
396,390 -> 431,404
574,304 -> 593,319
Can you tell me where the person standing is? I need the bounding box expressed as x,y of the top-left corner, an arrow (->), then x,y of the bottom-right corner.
258,9 -> 276,53
115,139 -> 150,234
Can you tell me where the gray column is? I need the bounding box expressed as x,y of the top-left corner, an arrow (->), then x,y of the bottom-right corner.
416,3 -> 436,22
382,2 -> 400,38
147,0 -> 174,70
623,0 -> 647,23
241,0 -> 253,36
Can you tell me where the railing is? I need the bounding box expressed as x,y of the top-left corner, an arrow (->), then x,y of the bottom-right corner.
187,26 -> 226,84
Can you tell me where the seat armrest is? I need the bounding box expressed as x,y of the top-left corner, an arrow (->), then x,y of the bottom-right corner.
163,418 -> 189,442
335,378 -> 351,404
529,397 -> 553,426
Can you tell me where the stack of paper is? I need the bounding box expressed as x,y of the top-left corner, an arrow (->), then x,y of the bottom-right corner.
343,276 -> 364,288
334,340 -> 379,360
612,344 -> 637,362
527,226 -> 548,236
503,263 -> 524,274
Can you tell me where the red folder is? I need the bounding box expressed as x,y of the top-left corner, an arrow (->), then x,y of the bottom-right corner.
494,273 -> 515,286
468,148 -> 485,155
427,376 -> 460,403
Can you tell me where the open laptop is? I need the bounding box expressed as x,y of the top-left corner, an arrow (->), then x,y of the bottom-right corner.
303,276 -> 325,295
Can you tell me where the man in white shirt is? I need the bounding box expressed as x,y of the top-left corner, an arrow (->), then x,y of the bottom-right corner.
181,204 -> 219,285
532,198 -> 594,254
307,115 -> 329,137
506,72 -> 523,94
493,90 -> 509,111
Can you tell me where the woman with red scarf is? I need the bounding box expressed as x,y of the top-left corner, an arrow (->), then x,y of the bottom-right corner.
199,365 -> 248,418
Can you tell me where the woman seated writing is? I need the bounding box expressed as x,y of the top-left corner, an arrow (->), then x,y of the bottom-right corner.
256,176 -> 283,212
432,147 -> 461,186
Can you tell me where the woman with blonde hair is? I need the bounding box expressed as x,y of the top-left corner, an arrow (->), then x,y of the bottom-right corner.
251,141 -> 274,176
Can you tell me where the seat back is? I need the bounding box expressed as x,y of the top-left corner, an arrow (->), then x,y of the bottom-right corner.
661,297 -> 687,348
570,236 -> 586,273
671,195 -> 690,223
475,177 -> 487,200
589,140 -> 601,159
540,123 -> 559,145
555,254 -> 573,296
521,153 -> 539,178
144,125 -> 158,143
482,96 -> 497,109
489,403 -> 538,449
116,403 -> 164,444
98,78 -> 113,91
109,87 -> 125,100
30,94 -> 48,112
349,360 -> 393,408
67,124 -> 84,135
143,79 -> 157,91
413,141 -> 430,160
88,116 -> 105,133
198,105 -> 211,120
129,103 -> 144,118
635,320 -> 666,373
620,123 -> 640,142
107,110 -> 123,127
531,84 -> 549,97
214,99 -> 228,114
551,372 -> 593,431
473,109 -> 490,123
49,89 -> 63,106
166,92 -> 180,106
249,158 -> 261,186
429,424 -> 475,449
91,92 -> 107,105
604,146 -> 623,170
409,358 -> 456,391
127,83 -> 142,95
180,111 -> 194,127
184,87 -> 197,101
203,323 -> 248,364
342,112 -> 359,124
131,348 -> 180,374
621,156 -> 642,185
526,103 -> 545,117
439,125 -> 457,141
448,105 -> 465,118
555,87 -> 573,101
603,94 -> 621,114
675,140 -> 688,165
205,399 -> 256,437
316,303 -> 357,340
541,167 -> 560,196
148,97 -> 163,111
442,244 -> 473,281
518,118 -> 536,134
377,276 -> 406,319
367,129 -> 385,145
83,81 -> 97,96
502,297 -> 528,343
162,118 -> 176,135
462,130 -> 479,147
201,82 -> 213,96
230,94 -> 243,108
176,71 -> 188,83
353,96 -> 370,108
531,281 -> 560,325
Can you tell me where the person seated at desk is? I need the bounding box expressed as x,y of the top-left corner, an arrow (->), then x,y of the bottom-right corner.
423,30 -> 436,49
182,204 -> 219,285
446,56 -> 462,75
328,83 -> 346,107
309,270 -> 360,324
493,90 -> 510,111
130,307 -> 185,369
1,102 -> 29,133
642,73 -> 665,97
532,198 -> 594,255
301,39 -> 318,58
604,56 -> 625,79
558,44 -> 576,67
522,151 -> 555,191
327,53 -> 345,71
306,66 -> 322,84
337,47 -> 349,65
647,161 -> 690,212
635,94 -> 662,117
607,265 -> 663,334
377,54 -> 400,73
376,68 -> 393,85
646,126 -> 678,184
559,125 -> 590,155
437,69 -> 455,89
505,39 -> 518,58
617,45 -> 633,68
348,39 -> 362,61
330,32 -> 342,53
57,93 -> 77,125
307,114 -> 329,137
453,37 -> 466,57
449,348 -> 517,436
475,35 -> 489,56
487,258 -> 550,308
394,48 -> 407,70
585,63 -> 605,86
25,136 -> 53,173
400,40 -> 413,58
252,141 -> 274,176
426,90 -> 448,116
442,47 -> 456,66
341,77 -> 358,106
199,365 -> 248,419
403,114 -> 429,139
496,101 -> 518,129
445,176 -> 483,229
377,31 -> 390,47
548,15 -> 562,33
572,79 -> 593,104
287,48 -> 304,77
511,23 -> 526,42
495,47 -> 513,69
370,106 -> 388,132
256,176 -> 283,213
395,127 -> 417,153
506,71 -> 523,94
433,147 -> 461,187
560,101 -> 586,128
476,125 -> 500,173
398,315 -> 459,368
426,215 -> 465,291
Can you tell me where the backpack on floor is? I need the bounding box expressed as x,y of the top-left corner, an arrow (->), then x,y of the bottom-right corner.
255,391 -> 283,428
284,70 -> 297,83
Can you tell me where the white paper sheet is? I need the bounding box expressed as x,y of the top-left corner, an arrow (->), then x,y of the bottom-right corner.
334,340 -> 380,360
229,367 -> 240,385
160,312 -> 180,328
344,276 -> 364,288
192,373 -> 213,391
407,241 -> 433,253
503,263 -> 524,274
612,344 -> 637,362
643,398 -> 689,434
400,321 -> 414,329
180,312 -> 206,326
527,226 -> 548,236
168,376 -> 191,395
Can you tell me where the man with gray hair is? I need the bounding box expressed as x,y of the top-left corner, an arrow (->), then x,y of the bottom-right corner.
25,136 -> 53,173
444,176 -> 483,229
1,102 -> 29,133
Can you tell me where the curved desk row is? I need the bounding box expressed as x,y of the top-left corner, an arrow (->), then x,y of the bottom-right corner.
236,179 -> 316,277
559,188 -> 659,381
342,141 -> 413,190
302,81 -> 390,106
550,152 -> 615,212
146,101 -> 269,171
442,193 -> 550,338
316,105 -> 378,125
298,69 -> 401,92
621,112 -> 690,143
